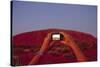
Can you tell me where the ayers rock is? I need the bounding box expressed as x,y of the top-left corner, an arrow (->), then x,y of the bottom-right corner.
12,29 -> 97,66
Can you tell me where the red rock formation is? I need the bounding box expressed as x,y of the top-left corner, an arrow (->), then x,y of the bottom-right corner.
12,29 -> 97,66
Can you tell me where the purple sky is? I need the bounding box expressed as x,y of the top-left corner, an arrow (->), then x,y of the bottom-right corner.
12,1 -> 97,37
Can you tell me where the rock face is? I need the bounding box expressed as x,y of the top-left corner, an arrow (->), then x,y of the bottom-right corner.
12,29 -> 97,66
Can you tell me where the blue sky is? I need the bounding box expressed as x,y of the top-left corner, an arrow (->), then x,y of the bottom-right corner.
12,1 -> 97,37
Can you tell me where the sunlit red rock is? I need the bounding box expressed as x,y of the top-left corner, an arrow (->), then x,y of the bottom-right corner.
12,29 -> 97,66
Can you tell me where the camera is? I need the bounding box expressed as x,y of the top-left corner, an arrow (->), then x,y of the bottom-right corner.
51,33 -> 63,40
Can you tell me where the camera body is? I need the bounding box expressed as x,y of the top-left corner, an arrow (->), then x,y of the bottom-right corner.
51,33 -> 63,40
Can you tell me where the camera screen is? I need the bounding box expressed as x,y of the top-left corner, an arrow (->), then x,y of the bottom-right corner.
52,34 -> 60,40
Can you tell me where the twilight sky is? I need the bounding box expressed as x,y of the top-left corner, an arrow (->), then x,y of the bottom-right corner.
12,1 -> 97,37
